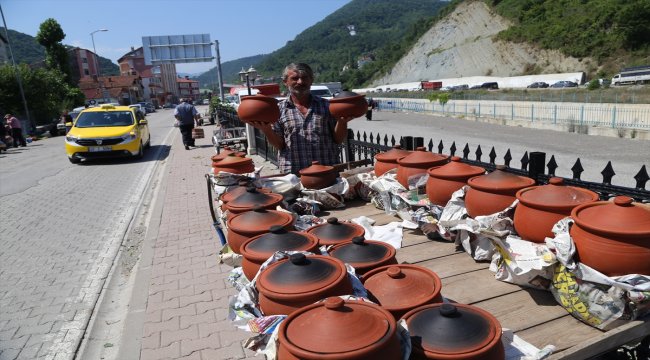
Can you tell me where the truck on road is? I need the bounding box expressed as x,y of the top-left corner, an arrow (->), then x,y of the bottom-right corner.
421,81 -> 443,90
611,65 -> 650,85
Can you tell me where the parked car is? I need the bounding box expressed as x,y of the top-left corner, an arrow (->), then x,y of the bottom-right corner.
162,103 -> 176,109
527,82 -> 549,88
550,81 -> 579,88
480,82 -> 499,90
57,107 -> 84,135
450,84 -> 469,91
138,102 -> 155,113
470,84 -> 482,89
65,104 -> 151,164
202,99 -> 210,105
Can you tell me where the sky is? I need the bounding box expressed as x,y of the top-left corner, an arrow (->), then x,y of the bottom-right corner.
1,0 -> 351,74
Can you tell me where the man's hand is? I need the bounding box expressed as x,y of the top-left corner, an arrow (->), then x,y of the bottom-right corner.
336,116 -> 355,124
248,121 -> 274,132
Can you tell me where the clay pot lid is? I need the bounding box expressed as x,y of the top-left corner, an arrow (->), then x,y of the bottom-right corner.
330,91 -> 365,102
221,182 -> 271,204
362,265 -> 442,310
404,303 -> 502,356
375,145 -> 412,163
516,177 -> 598,210
280,297 -> 395,355
227,206 -> 293,233
329,237 -> 395,265
257,254 -> 347,295
214,153 -> 253,166
211,147 -> 245,162
427,156 -> 485,179
397,147 -> 448,167
468,165 -> 536,192
298,161 -> 335,176
306,217 -> 365,242
571,196 -> 650,237
225,187 -> 283,211
241,226 -> 318,258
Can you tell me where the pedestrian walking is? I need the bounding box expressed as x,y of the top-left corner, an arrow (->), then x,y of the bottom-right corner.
5,114 -> 27,147
173,98 -> 201,150
366,97 -> 376,121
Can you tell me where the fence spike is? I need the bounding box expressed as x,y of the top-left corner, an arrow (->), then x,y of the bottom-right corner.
521,152 -> 529,171
475,145 -> 483,162
369,132 -> 375,144
362,132 -> 368,142
376,133 -> 381,145
504,149 -> 512,167
390,135 -> 396,146
601,161 -> 615,185
462,143 -> 470,159
634,165 -> 649,190
384,134 -> 389,146
438,140 -> 444,154
356,131 -> 361,140
450,142 -> 457,156
548,155 -> 558,176
489,147 -> 497,164
571,159 -> 584,180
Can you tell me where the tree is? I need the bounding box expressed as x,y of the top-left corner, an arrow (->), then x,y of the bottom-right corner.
35,18 -> 71,81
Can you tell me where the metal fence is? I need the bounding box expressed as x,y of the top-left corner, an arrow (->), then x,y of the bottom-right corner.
375,99 -> 650,129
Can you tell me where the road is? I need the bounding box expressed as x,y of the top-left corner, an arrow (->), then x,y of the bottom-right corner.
350,109 -> 650,188
0,107 -> 199,360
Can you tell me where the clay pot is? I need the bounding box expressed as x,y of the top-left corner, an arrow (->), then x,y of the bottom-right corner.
426,156 -> 485,206
220,180 -> 271,206
239,225 -> 320,280
305,217 -> 365,246
212,153 -> 255,174
362,264 -> 443,319
514,177 -> 598,243
256,253 -> 353,315
374,145 -> 412,177
226,206 -> 294,254
223,187 -> 284,217
571,196 -> 650,276
396,147 -> 449,189
329,91 -> 367,118
278,297 -> 402,360
402,303 -> 505,360
211,146 -> 246,162
299,161 -> 338,190
328,236 -> 397,276
465,165 -> 536,217
237,95 -> 280,124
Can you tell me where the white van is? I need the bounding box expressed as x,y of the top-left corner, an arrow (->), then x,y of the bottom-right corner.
233,88 -> 260,109
310,85 -> 333,99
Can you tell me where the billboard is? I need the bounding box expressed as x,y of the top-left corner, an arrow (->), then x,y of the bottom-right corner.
142,34 -> 213,65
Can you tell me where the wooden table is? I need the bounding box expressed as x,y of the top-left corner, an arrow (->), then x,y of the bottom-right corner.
324,200 -> 650,360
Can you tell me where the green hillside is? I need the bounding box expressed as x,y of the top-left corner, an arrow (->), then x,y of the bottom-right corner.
2,28 -> 119,76
196,54 -> 268,88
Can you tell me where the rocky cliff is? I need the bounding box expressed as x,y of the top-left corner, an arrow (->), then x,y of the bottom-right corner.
372,1 -> 596,86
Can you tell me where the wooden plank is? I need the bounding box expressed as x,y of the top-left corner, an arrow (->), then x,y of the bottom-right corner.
473,289 -> 570,333
396,240 -> 462,264
515,316 -> 605,353
440,269 -> 523,304
547,319 -> 650,360
416,253 -> 490,278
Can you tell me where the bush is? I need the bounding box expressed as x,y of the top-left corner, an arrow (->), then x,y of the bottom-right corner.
587,79 -> 601,90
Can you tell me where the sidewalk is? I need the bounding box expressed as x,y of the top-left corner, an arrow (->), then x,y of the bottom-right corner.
138,124 -> 274,360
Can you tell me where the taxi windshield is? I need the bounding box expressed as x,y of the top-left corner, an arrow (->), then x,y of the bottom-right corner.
75,111 -> 135,128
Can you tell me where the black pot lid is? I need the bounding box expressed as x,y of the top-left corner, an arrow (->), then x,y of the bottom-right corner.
307,217 -> 364,242
245,226 -> 317,254
330,237 -> 390,263
406,303 -> 500,354
227,186 -> 282,210
258,254 -> 347,295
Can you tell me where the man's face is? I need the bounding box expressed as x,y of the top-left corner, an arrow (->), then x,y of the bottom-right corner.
284,70 -> 312,97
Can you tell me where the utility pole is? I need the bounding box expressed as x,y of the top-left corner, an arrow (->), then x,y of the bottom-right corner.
1,4 -> 31,129
214,40 -> 225,101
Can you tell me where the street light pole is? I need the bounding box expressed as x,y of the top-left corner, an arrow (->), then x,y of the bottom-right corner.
90,29 -> 108,103
238,66 -> 257,96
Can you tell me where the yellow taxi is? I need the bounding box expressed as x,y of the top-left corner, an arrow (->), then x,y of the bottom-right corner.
65,104 -> 151,163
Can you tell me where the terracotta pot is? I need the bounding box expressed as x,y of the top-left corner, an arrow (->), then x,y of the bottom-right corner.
256,254 -> 353,315
299,161 -> 338,190
240,225 -> 320,280
426,156 -> 485,206
220,180 -> 271,206
374,145 -> 412,177
226,206 -> 294,254
514,177 -> 598,243
362,264 -> 443,319
223,187 -> 284,217
329,91 -> 367,119
305,217 -> 365,246
396,147 -> 449,189
328,236 -> 397,275
571,196 -> 650,276
402,303 -> 505,360
465,165 -> 536,217
212,153 -> 255,174
210,146 -> 246,162
237,95 -> 280,124
278,297 -> 402,360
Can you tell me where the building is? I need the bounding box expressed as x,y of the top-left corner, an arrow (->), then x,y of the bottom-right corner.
177,76 -> 200,102
68,47 -> 102,85
78,75 -> 144,105
118,46 -> 178,106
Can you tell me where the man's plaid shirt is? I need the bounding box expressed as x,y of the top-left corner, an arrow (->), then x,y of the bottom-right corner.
271,95 -> 340,174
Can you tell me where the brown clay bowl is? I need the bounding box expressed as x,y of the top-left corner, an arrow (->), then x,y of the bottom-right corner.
237,95 -> 280,124
329,91 -> 367,118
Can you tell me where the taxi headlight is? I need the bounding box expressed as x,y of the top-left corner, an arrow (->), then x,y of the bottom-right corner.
65,135 -> 78,143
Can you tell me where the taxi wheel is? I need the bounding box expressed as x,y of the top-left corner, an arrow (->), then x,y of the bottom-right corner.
136,142 -> 144,159
145,136 -> 151,149
69,157 -> 80,164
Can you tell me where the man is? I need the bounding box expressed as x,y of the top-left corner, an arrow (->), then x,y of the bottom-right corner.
5,113 -> 27,147
173,98 -> 201,150
249,63 -> 354,174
